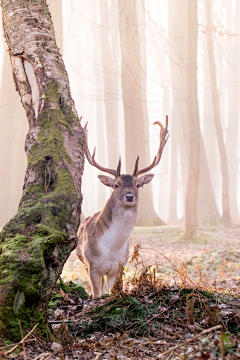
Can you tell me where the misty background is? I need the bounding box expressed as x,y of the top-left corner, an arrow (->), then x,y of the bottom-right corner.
0,0 -> 239,229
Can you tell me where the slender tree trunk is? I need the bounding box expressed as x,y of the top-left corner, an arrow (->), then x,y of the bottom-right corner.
168,0 -> 189,223
206,0 -> 231,226
185,0 -> 201,238
93,1 -> 107,210
99,0 -> 119,168
0,0 -> 84,340
226,1 -> 240,222
119,0 -> 164,226
168,0 -> 220,226
197,137 -> 221,225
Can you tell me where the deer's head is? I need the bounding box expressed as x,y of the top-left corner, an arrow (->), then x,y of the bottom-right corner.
83,117 -> 169,208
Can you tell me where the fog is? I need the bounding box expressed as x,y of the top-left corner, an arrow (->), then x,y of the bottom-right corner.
0,0 -> 239,229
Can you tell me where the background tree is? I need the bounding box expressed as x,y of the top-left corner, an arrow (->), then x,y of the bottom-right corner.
168,0 -> 220,226
185,0 -> 201,238
0,0 -> 84,339
205,0 -> 231,226
99,0 -> 119,168
226,1 -> 240,223
119,0 -> 164,226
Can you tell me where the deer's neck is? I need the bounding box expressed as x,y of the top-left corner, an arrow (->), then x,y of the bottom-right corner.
96,192 -> 137,236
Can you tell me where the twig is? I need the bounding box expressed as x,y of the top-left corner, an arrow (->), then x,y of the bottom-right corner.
157,325 -> 222,358
0,339 -> 38,350
33,353 -> 51,360
221,326 -> 225,360
93,353 -> 102,360
141,247 -> 197,286
123,339 -> 177,346
18,320 -> 27,360
6,323 -> 38,355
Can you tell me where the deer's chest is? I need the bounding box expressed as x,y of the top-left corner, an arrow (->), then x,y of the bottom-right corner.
96,211 -> 135,272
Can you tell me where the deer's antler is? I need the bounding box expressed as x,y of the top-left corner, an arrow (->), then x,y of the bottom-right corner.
84,122 -> 121,178
133,115 -> 169,177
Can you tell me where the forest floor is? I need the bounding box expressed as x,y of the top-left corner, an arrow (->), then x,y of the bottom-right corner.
1,225 -> 240,359
62,225 -> 240,295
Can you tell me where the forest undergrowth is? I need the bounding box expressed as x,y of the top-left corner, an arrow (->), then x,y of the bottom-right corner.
1,226 -> 240,359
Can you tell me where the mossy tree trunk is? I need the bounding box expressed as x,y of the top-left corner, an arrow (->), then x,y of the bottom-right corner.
0,0 -> 84,340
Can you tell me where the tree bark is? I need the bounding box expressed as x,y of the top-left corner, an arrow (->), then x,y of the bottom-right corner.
205,0 -> 231,226
0,0 -> 62,229
119,0 -> 164,226
0,0 -> 84,340
185,0 -> 201,238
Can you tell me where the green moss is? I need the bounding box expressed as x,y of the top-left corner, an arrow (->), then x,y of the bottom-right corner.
45,83 -> 59,103
59,277 -> 88,300
28,110 -> 72,168
0,79 -> 83,340
80,296 -> 148,336
54,168 -> 75,194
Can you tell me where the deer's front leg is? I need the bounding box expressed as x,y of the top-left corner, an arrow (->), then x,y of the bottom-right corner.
89,269 -> 101,298
107,274 -> 116,294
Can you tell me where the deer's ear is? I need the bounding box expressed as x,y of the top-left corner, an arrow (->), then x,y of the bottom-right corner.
98,175 -> 115,187
138,174 -> 154,186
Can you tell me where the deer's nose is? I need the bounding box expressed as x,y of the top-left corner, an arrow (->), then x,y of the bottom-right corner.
124,194 -> 135,202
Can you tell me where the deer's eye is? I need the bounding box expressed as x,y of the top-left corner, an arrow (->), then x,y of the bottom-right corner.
137,184 -> 140,188
114,184 -> 119,189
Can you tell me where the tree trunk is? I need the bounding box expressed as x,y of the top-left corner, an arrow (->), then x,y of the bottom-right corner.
93,0 -> 107,210
168,0 -> 220,226
168,0 -> 189,223
185,0 -> 201,238
119,0 -> 164,226
99,0 -> 119,168
205,0 -> 231,226
226,1 -> 240,223
0,0 -> 63,229
197,137 -> 221,225
0,0 -> 84,340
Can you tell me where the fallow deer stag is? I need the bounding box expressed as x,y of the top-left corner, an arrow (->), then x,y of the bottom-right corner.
76,117 -> 169,298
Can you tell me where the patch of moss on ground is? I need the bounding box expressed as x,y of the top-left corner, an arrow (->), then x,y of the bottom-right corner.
48,278 -> 88,311
76,287 -> 240,338
81,296 -> 149,336
59,277 -> 88,300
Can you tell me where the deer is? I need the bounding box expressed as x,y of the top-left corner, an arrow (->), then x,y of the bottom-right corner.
76,116 -> 169,298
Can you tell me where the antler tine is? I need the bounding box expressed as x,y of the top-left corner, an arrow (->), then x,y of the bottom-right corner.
133,156 -> 139,176
133,115 -> 169,177
84,122 -> 120,177
117,157 -> 121,177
